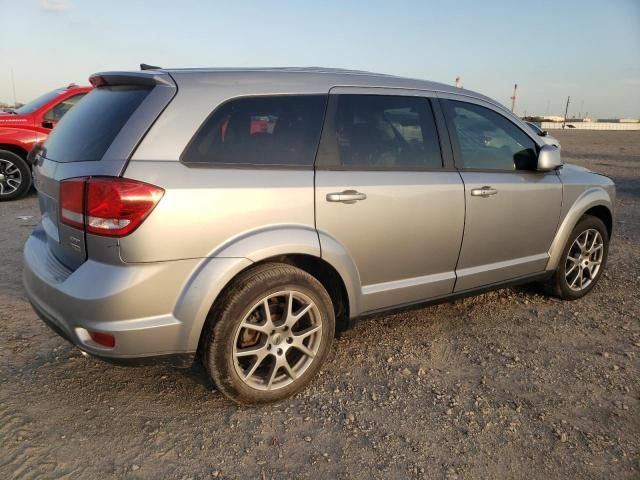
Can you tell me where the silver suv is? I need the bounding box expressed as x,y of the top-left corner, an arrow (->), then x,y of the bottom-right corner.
23,68 -> 615,404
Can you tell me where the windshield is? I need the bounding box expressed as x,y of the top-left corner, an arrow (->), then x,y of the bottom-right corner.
14,89 -> 65,114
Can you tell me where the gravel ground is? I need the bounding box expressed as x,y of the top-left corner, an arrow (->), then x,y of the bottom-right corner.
1,130 -> 638,479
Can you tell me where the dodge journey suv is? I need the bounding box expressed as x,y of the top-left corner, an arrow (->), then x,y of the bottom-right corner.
23,67 -> 615,404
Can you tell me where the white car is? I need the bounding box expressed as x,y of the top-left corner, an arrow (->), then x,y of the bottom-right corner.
525,121 -> 560,149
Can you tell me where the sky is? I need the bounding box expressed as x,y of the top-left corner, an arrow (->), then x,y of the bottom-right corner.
0,0 -> 638,118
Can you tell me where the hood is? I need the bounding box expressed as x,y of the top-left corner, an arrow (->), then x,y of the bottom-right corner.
561,163 -> 592,173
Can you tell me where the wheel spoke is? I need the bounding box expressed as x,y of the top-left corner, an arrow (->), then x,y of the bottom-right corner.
589,244 -> 603,255
291,340 -> 315,359
570,268 -> 581,288
266,362 -> 280,390
566,264 -> 578,276
285,300 -> 314,329
281,357 -> 296,380
294,324 -> 321,340
241,321 -> 271,335
242,352 -> 270,380
235,343 -> 267,357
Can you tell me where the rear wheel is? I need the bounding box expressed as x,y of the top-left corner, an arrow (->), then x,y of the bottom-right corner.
546,215 -> 609,300
202,263 -> 335,405
0,150 -> 31,201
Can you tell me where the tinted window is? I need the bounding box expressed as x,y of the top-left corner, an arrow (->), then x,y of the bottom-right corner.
43,86 -> 150,162
182,95 -> 327,167
14,89 -> 65,114
44,93 -> 86,121
319,95 -> 442,169
446,101 -> 537,170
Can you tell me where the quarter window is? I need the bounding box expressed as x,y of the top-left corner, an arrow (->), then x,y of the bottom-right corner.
445,100 -> 537,170
181,95 -> 327,167
318,95 -> 442,169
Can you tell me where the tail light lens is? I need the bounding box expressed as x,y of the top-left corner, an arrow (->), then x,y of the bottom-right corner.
59,177 -> 86,229
59,177 -> 164,237
88,330 -> 116,348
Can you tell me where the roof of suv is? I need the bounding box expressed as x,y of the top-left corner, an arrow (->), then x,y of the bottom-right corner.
150,66 -> 502,110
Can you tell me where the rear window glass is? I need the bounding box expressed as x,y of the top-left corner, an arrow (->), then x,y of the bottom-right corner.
43,86 -> 150,162
181,95 -> 327,167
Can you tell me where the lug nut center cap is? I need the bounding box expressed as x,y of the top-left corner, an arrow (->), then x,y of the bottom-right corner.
272,333 -> 283,345
0,174 -> 5,182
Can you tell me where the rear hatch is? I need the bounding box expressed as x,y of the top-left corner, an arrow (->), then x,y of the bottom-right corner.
33,71 -> 176,270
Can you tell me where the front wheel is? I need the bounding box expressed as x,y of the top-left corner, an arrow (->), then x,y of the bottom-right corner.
202,263 -> 335,405
0,150 -> 31,201
546,215 -> 609,300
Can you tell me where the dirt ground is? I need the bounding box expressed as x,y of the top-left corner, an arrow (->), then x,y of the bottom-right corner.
1,130 -> 638,479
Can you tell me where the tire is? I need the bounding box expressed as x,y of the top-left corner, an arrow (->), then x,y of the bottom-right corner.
202,263 -> 335,405
545,215 -> 609,300
0,150 -> 31,201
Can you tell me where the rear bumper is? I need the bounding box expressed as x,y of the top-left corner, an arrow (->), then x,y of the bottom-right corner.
23,226 -> 202,361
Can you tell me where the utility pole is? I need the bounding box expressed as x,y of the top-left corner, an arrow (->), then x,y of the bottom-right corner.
510,83 -> 518,113
562,96 -> 570,129
10,68 -> 17,107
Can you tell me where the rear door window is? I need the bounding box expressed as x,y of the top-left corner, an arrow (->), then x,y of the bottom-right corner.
43,86 -> 151,162
317,94 -> 443,170
181,95 -> 327,167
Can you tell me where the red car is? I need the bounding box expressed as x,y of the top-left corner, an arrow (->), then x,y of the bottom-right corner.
0,84 -> 91,200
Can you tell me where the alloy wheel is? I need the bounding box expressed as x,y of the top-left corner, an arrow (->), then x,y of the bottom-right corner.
232,290 -> 322,391
0,158 -> 23,196
565,228 -> 604,291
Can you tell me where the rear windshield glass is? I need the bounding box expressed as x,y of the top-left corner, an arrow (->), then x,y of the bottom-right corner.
43,86 -> 150,162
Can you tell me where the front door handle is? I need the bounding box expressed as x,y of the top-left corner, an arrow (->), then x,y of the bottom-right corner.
326,190 -> 367,204
470,186 -> 498,197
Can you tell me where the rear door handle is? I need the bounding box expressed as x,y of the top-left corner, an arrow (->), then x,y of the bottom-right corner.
326,190 -> 367,204
470,186 -> 498,197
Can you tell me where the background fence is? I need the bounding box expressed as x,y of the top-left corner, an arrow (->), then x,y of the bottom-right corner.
542,122 -> 640,131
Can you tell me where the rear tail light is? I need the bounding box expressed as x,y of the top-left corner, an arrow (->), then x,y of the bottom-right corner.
59,177 -> 164,237
59,177 -> 86,229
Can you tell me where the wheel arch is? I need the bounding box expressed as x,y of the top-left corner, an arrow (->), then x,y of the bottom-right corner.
0,144 -> 29,160
175,225 -> 361,353
547,187 -> 613,271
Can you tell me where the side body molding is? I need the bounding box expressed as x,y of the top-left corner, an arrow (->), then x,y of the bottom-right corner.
546,187 -> 613,271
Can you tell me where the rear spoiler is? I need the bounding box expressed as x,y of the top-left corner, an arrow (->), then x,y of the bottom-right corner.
89,71 -> 174,88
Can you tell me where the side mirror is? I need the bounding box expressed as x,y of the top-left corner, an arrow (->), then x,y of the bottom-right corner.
537,144 -> 562,171
42,120 -> 54,129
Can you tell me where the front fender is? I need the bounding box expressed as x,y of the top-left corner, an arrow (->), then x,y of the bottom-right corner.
546,187 -> 613,271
